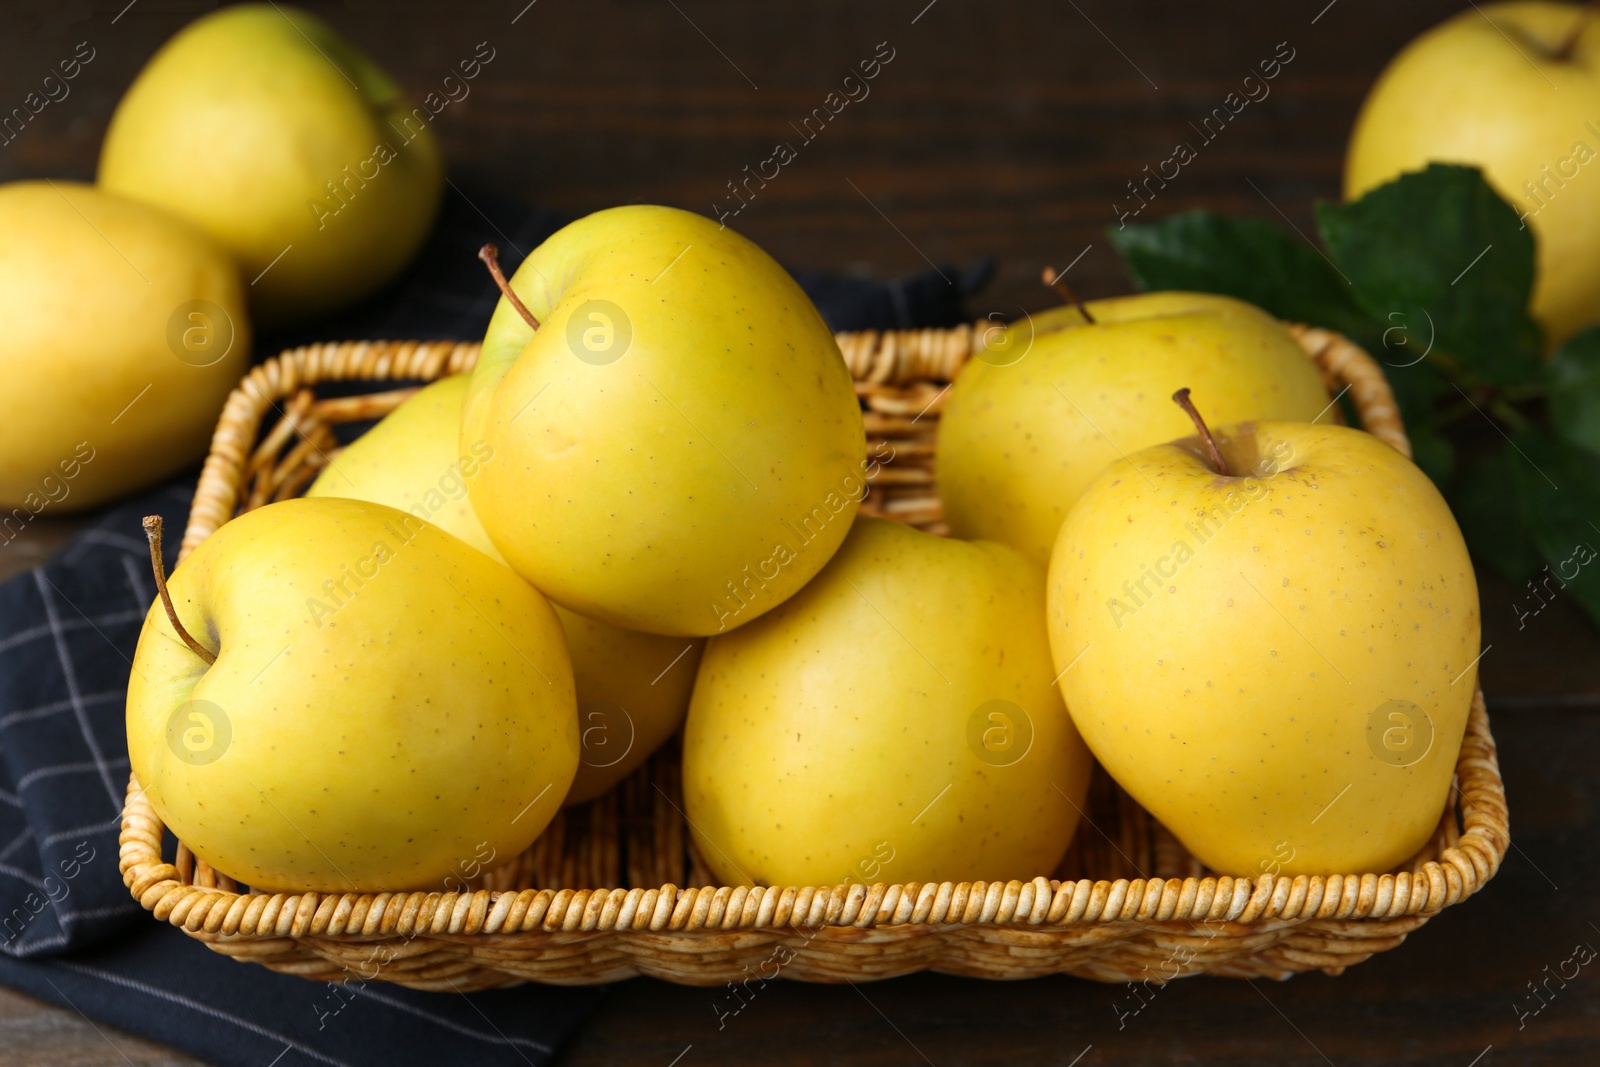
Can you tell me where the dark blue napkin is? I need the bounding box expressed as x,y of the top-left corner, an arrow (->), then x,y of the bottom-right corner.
0,188 -> 983,1065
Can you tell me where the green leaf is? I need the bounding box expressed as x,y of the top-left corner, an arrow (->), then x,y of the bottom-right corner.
1384,360 -> 1451,470
1407,424 -> 1457,488
1109,212 -> 1375,345
1523,437 -> 1600,628
1454,430 -> 1600,627
1315,163 -> 1542,386
1548,325 -> 1600,455
1452,446 -> 1541,582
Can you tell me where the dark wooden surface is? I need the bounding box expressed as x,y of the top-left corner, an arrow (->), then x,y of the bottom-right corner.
4,1 -> 1597,1064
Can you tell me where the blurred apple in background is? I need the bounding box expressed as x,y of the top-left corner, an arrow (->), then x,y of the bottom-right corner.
98,4 -> 443,327
1345,1 -> 1600,346
0,181 -> 248,512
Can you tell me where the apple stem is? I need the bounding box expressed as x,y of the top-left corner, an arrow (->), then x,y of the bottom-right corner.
1171,388 -> 1231,477
1556,0 -> 1599,60
1041,266 -> 1097,324
477,244 -> 540,331
142,516 -> 216,666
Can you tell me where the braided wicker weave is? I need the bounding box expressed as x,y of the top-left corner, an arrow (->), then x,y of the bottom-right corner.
119,323 -> 1507,990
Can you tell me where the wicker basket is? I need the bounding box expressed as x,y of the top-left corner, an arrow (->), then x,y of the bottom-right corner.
118,323 -> 1508,990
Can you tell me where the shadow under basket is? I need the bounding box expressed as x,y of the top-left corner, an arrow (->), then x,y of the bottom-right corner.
119,323 -> 1509,990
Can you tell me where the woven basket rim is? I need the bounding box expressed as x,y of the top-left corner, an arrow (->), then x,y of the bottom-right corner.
118,325 -> 1508,947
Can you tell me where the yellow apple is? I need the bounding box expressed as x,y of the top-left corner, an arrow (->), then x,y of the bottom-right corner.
1345,1 -> 1600,344
125,496 -> 577,892
1046,415 -> 1481,876
98,4 -> 442,326
559,613 -> 702,804
683,516 -> 1093,887
307,374 -> 702,805
463,205 -> 867,637
0,181 -> 248,513
307,376 -> 499,560
937,292 -> 1329,564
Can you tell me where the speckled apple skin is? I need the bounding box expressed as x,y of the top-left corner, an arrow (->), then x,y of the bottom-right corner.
125,496 -> 577,893
938,292 -> 1329,566
1047,421 -> 1481,876
462,205 -> 867,637
307,374 -> 702,806
684,517 -> 1093,888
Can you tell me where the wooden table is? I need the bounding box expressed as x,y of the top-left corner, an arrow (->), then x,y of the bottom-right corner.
4,1 -> 1594,1063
